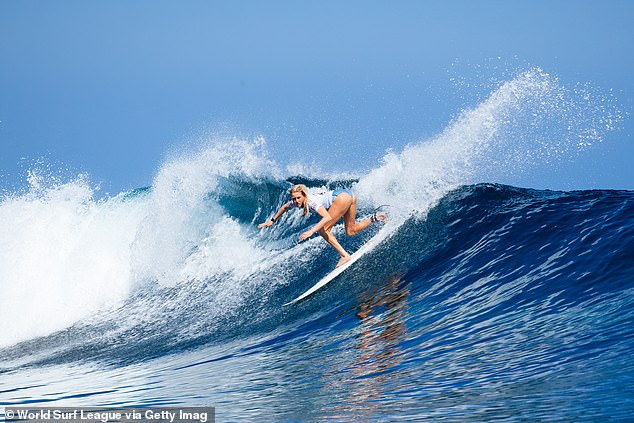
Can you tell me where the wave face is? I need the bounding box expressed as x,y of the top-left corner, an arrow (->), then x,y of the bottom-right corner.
1,69 -> 632,421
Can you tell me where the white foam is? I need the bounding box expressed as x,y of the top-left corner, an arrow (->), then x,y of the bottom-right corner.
0,137 -> 280,347
0,176 -> 143,347
130,136 -> 279,286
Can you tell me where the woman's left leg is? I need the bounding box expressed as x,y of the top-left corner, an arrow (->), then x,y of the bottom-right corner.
319,192 -> 355,266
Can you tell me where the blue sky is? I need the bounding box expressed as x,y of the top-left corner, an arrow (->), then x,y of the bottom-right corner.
1,0 -> 632,193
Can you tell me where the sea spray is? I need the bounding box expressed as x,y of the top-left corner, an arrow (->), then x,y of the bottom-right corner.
356,68 -> 622,213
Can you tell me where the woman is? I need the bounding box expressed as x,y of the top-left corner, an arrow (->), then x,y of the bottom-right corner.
258,184 -> 387,267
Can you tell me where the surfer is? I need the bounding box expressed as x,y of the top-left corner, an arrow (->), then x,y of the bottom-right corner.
258,184 -> 387,267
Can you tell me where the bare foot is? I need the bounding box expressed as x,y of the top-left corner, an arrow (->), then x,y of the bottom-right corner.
336,255 -> 352,268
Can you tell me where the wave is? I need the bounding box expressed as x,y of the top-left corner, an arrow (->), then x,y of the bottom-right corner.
1,181 -> 632,370
0,67 -> 626,360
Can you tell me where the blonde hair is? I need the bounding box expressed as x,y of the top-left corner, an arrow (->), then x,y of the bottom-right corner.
290,184 -> 309,216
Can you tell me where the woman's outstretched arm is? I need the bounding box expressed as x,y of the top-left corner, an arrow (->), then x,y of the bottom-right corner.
258,202 -> 291,228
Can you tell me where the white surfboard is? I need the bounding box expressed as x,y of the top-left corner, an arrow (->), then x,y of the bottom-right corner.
284,236 -> 379,306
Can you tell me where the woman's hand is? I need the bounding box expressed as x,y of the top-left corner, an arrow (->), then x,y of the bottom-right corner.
299,230 -> 314,241
258,220 -> 274,229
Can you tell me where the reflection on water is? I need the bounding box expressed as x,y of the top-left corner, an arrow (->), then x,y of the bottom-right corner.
327,276 -> 411,421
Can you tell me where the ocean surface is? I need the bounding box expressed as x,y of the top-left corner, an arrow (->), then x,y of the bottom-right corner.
1,69 -> 632,421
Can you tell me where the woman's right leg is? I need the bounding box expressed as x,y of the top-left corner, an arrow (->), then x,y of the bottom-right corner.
342,194 -> 374,236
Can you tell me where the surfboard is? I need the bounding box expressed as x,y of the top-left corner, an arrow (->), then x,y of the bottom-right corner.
284,238 -> 377,306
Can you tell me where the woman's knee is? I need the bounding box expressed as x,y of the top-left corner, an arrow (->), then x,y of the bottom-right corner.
345,226 -> 360,236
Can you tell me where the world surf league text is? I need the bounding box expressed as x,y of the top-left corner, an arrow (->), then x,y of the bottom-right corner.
3,407 -> 215,423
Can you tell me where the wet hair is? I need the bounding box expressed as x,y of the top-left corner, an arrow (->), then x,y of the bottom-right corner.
290,184 -> 309,216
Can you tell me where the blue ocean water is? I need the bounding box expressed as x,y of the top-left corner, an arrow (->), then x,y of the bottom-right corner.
1,69 -> 632,421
